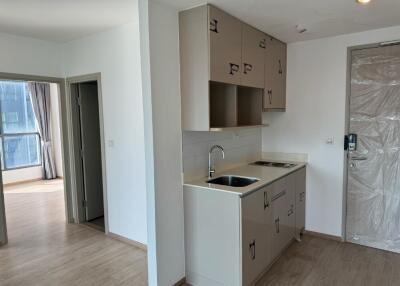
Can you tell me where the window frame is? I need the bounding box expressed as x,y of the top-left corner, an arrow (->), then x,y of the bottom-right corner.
0,81 -> 42,171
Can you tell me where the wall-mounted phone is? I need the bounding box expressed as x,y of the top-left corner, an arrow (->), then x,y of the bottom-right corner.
344,133 -> 358,151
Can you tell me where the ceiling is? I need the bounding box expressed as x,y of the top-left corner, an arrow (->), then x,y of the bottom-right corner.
158,0 -> 400,43
0,0 -> 136,43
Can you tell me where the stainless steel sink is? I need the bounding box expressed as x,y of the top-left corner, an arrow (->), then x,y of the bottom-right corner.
207,175 -> 259,187
252,161 -> 297,168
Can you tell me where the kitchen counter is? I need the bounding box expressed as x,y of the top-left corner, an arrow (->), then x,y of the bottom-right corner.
184,161 -> 307,197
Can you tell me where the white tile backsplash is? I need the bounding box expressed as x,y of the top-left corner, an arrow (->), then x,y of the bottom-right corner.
182,128 -> 262,181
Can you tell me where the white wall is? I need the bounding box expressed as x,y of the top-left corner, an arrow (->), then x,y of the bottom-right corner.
50,83 -> 63,177
0,32 -> 62,77
0,34 -> 63,185
183,129 -> 262,180
62,20 -> 148,244
262,25 -> 400,237
142,1 -> 185,285
2,167 -> 43,185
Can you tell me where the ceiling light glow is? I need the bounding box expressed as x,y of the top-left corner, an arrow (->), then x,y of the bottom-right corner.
356,0 -> 371,4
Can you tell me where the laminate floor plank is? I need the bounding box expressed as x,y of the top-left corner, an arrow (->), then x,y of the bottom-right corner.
0,180 -> 147,286
183,235 -> 400,286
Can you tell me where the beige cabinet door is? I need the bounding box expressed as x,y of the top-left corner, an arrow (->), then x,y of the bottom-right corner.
241,24 -> 265,88
241,185 -> 273,285
209,5 -> 242,85
295,168 -> 306,238
264,37 -> 287,110
271,177 -> 295,259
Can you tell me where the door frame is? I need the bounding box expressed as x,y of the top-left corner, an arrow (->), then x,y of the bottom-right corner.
0,72 -> 74,245
66,73 -> 109,233
343,41 -> 400,240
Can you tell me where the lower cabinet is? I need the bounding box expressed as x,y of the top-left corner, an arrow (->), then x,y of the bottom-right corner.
295,167 -> 306,238
184,167 -> 306,286
271,176 -> 295,259
242,184 -> 273,285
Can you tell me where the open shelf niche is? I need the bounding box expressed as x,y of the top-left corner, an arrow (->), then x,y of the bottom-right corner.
209,81 -> 263,130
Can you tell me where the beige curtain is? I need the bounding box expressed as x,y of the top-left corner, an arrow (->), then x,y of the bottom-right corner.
28,82 -> 56,180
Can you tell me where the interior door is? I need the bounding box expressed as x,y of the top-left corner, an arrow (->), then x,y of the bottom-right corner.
78,83 -> 104,221
346,45 -> 400,253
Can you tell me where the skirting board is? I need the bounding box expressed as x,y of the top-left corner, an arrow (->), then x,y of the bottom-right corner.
305,230 -> 344,242
173,277 -> 187,286
3,178 -> 43,187
107,232 -> 147,251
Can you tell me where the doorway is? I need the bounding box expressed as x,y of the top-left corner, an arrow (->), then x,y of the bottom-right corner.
0,76 -> 70,246
346,44 -> 400,253
68,75 -> 107,232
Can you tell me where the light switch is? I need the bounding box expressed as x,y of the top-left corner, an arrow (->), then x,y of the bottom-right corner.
326,137 -> 334,145
107,140 -> 114,148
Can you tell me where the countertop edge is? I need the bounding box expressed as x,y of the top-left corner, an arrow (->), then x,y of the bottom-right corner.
183,163 -> 307,197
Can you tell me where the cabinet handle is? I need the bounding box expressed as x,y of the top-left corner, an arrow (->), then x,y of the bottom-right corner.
210,19 -> 219,33
259,39 -> 266,49
287,204 -> 294,216
272,190 -> 286,202
275,218 -> 280,233
243,63 -> 253,74
269,90 -> 272,104
249,240 -> 256,260
229,63 -> 240,75
299,192 -> 305,202
264,191 -> 269,209
278,59 -> 283,75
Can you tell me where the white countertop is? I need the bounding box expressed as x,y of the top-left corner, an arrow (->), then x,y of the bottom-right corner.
183,161 -> 307,197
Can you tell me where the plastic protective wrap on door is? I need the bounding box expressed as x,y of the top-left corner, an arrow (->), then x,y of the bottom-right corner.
347,46 -> 400,253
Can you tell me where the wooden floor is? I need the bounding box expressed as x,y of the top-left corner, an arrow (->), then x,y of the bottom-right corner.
256,235 -> 400,286
182,235 -> 400,286
0,179 -> 148,286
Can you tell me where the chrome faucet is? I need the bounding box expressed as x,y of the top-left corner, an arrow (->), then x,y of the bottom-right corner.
208,145 -> 225,178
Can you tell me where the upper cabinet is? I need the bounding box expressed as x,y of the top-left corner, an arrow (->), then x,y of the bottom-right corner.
241,24 -> 266,89
208,6 -> 266,88
179,4 -> 286,131
209,6 -> 243,85
264,37 -> 287,111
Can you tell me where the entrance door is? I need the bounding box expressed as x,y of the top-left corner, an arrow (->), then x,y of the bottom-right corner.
78,82 -> 104,221
346,45 -> 400,253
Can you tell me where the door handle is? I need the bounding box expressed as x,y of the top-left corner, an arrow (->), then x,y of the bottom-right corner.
278,59 -> 283,74
349,156 -> 367,161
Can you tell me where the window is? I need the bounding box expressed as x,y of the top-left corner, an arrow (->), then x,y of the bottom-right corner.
0,81 -> 41,170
